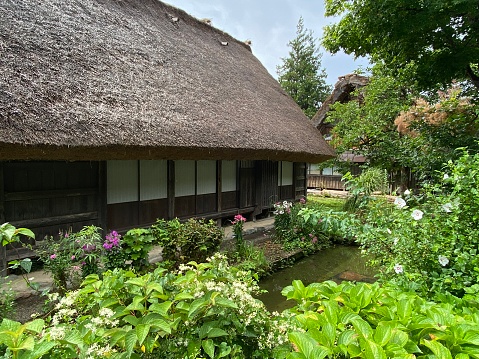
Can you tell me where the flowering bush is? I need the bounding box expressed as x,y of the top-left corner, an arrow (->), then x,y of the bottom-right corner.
231,214 -> 247,255
1,254 -> 294,358
357,149 -> 479,298
35,230 -> 79,295
102,231 -> 127,271
71,225 -> 104,278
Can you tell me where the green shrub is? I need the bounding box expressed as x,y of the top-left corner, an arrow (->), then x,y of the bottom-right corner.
35,226 -> 104,293
274,200 -> 359,252
122,227 -> 155,272
281,280 -> 479,359
357,149 -> 479,299
153,218 -> 223,267
0,254 -> 293,358
342,167 -> 389,212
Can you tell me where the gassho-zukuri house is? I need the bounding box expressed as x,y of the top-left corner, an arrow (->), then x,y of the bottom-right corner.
0,0 -> 334,251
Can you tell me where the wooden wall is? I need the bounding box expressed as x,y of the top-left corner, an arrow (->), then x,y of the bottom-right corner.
3,161 -> 101,240
1,159 -> 307,267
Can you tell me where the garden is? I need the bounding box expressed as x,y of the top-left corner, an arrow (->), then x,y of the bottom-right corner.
1,149 -> 479,358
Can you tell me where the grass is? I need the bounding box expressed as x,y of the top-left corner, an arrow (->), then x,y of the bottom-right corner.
307,195 -> 346,212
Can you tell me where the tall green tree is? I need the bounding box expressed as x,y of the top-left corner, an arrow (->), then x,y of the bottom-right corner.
322,0 -> 479,91
277,17 -> 331,119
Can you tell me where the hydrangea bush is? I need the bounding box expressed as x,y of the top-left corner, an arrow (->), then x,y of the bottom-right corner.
357,149 -> 479,298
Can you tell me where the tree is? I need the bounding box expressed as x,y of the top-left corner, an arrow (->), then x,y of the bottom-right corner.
322,0 -> 479,91
277,17 -> 331,119
326,64 -> 415,180
327,64 -> 479,188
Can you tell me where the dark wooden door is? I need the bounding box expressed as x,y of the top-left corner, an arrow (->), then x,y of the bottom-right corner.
239,161 -> 255,208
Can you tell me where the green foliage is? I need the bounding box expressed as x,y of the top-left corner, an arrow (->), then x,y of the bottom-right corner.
342,168 -> 388,212
35,226 -> 104,294
71,225 -> 104,278
306,196 -> 345,212
328,64 -> 479,186
274,200 -> 359,252
35,230 -> 80,295
327,64 -> 415,178
153,218 -> 223,268
1,254 -> 292,358
357,148 -> 479,298
122,227 -> 155,272
281,280 -> 479,359
397,86 -> 479,182
322,0 -> 479,91
0,280 -> 15,322
277,17 -> 331,118
0,224 -> 35,247
0,318 -> 54,359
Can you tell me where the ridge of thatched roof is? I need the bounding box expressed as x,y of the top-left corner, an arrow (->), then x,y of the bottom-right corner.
312,74 -> 369,133
0,0 -> 334,163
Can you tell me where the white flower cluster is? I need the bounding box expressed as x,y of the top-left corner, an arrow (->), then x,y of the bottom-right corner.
48,325 -> 66,340
258,312 -> 304,350
85,307 -> 119,333
51,290 -> 81,325
273,201 -> 292,215
85,343 -> 116,358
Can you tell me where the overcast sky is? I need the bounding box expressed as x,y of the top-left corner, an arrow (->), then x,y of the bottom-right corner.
163,0 -> 369,87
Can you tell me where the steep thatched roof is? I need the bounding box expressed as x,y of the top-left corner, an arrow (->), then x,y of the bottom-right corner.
312,74 -> 369,133
0,0 -> 334,163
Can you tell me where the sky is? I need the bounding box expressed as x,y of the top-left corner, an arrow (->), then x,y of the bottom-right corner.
163,0 -> 370,87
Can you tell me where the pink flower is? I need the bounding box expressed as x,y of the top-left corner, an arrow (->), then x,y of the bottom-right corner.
231,214 -> 246,225
300,197 -> 306,204
71,255 -> 75,260
234,214 -> 246,222
50,254 -> 57,260
312,237 -> 318,244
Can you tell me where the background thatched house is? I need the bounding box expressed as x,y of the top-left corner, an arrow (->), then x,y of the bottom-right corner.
308,74 -> 368,190
0,0 -> 333,268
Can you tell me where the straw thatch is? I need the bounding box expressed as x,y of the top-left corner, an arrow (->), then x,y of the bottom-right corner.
312,74 -> 369,133
0,0 -> 334,163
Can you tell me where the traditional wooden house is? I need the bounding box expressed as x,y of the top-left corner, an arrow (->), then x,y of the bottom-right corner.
0,0 -> 333,269
308,74 -> 369,190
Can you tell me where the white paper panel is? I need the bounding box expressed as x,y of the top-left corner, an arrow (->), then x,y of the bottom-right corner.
107,160 -> 138,204
281,161 -> 293,186
197,160 -> 216,195
222,160 -> 237,192
140,160 -> 167,200
175,160 -> 195,196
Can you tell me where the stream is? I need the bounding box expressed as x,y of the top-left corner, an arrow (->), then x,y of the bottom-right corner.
258,245 -> 376,312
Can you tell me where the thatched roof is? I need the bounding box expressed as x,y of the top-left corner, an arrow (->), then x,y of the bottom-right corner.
312,74 -> 369,133
0,0 -> 334,163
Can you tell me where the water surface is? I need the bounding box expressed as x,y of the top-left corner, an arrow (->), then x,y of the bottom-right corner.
258,245 -> 376,312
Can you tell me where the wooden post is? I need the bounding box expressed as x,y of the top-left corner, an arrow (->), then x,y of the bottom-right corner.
98,161 -> 107,232
167,160 -> 175,219
0,163 -> 7,277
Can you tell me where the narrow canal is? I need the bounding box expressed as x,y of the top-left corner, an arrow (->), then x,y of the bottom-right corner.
258,245 -> 376,312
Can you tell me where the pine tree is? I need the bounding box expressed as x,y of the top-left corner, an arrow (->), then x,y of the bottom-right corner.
277,17 -> 331,119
